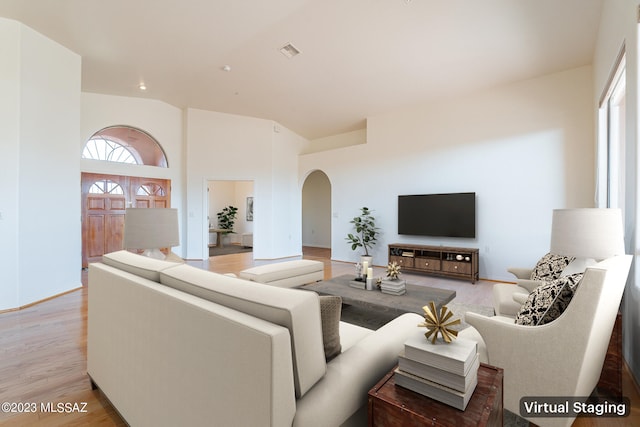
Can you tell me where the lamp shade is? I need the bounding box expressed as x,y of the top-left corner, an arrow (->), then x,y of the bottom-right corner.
550,208 -> 625,259
124,208 -> 179,250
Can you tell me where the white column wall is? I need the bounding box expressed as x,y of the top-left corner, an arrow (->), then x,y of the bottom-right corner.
0,19 -> 82,310
185,109 -> 305,260
0,19 -> 22,308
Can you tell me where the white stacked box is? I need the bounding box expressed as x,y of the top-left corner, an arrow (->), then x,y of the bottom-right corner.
395,335 -> 479,410
380,279 -> 406,295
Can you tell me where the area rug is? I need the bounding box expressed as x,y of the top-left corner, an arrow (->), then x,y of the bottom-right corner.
209,245 -> 253,257
340,300 -> 493,331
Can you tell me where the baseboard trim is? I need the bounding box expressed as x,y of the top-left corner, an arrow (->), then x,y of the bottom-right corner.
0,286 -> 83,315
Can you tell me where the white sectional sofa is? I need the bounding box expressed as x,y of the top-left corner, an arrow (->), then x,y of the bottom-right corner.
88,251 -> 424,427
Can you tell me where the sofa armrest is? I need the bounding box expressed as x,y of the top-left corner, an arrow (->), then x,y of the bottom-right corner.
516,278 -> 545,293
512,292 -> 528,305
507,267 -> 533,280
293,312 -> 424,427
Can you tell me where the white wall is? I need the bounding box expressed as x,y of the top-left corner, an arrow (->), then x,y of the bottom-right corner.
185,109 -> 306,260
302,170 -> 332,248
0,19 -> 22,308
301,66 -> 594,281
594,0 -> 640,387
304,128 -> 366,154
233,181 -> 254,236
80,93 -> 185,255
0,19 -> 82,310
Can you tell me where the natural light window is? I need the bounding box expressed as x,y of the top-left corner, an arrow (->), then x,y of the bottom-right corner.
82,137 -> 140,164
89,180 -> 125,195
597,50 -> 626,211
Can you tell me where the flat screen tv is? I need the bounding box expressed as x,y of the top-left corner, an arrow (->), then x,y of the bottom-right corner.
398,192 -> 476,238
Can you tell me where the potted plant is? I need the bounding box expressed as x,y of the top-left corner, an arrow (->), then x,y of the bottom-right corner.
217,205 -> 238,234
346,207 -> 379,265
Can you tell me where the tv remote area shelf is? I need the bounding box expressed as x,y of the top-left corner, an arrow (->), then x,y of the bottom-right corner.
388,244 -> 479,284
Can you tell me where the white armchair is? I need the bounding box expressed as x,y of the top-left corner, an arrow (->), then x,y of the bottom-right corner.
464,255 -> 631,427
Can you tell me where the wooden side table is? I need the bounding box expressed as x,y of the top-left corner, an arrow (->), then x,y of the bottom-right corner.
368,363 -> 504,427
596,311 -> 622,397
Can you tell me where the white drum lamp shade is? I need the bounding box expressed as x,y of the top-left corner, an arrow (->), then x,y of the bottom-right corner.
550,208 -> 625,260
124,208 -> 179,259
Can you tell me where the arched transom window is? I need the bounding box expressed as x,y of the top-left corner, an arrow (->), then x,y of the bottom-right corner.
82,125 -> 168,167
83,137 -> 140,164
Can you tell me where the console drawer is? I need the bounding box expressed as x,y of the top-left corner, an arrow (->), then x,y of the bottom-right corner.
442,261 -> 471,275
390,255 -> 414,268
414,257 -> 441,272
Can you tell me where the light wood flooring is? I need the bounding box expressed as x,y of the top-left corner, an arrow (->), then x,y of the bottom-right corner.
0,247 -> 638,426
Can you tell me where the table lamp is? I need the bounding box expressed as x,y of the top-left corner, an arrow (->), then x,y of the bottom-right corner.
550,208 -> 625,260
123,208 -> 179,259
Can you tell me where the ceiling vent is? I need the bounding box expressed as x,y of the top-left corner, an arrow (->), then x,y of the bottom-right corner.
279,43 -> 301,59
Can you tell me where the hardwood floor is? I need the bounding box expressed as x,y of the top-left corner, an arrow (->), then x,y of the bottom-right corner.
0,248 -> 638,426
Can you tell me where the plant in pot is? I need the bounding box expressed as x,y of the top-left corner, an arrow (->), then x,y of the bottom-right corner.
346,207 -> 379,267
216,206 -> 238,243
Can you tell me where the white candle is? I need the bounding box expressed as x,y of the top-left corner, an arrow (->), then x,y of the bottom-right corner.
362,261 -> 368,274
367,267 -> 373,278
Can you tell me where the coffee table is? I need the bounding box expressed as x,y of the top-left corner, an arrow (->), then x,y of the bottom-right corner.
302,275 -> 456,317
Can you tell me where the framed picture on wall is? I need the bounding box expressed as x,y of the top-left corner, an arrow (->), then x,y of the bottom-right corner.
246,197 -> 254,221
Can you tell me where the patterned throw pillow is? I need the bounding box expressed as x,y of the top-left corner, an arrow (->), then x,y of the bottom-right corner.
530,253 -> 576,281
515,273 -> 583,326
319,296 -> 342,361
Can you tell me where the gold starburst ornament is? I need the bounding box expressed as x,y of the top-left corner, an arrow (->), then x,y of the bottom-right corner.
386,261 -> 401,280
418,301 -> 461,344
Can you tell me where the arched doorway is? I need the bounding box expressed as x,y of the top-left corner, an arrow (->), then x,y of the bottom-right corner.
302,170 -> 331,251
81,126 -> 171,267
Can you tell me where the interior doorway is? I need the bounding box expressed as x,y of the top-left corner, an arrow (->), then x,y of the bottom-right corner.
81,172 -> 171,267
302,170 -> 332,251
207,180 -> 254,256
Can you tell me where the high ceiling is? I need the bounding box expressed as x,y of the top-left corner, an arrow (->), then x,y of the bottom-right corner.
0,0 -> 603,140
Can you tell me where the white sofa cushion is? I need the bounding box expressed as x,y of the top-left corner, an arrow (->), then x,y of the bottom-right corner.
102,250 -> 181,282
239,259 -> 323,283
159,264 -> 326,398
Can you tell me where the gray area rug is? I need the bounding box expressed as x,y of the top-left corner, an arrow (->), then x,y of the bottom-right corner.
340,299 -> 528,427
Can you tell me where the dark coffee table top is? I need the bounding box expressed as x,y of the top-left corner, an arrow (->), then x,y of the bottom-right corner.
302,275 -> 456,316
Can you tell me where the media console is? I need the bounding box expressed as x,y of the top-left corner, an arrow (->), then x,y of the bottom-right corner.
388,243 -> 479,284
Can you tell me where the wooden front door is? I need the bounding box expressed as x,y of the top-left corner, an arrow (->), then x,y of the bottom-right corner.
81,173 -> 171,267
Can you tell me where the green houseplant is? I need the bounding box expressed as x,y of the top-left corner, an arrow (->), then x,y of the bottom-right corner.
216,205 -> 238,231
346,207 -> 379,257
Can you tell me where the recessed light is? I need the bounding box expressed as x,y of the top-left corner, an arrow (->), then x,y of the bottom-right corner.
279,43 -> 301,59
222,65 -> 232,72
138,83 -> 147,91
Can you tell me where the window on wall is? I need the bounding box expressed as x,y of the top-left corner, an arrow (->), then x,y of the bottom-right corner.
89,179 -> 125,195
83,137 -> 140,164
597,50 -> 626,211
137,183 -> 166,196
82,125 -> 168,167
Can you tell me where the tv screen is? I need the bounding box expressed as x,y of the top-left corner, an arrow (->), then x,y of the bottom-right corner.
398,192 -> 476,238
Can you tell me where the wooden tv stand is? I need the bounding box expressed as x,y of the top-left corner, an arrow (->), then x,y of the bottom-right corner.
388,244 -> 479,284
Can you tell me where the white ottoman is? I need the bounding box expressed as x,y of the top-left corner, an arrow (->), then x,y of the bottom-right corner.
239,260 -> 324,288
